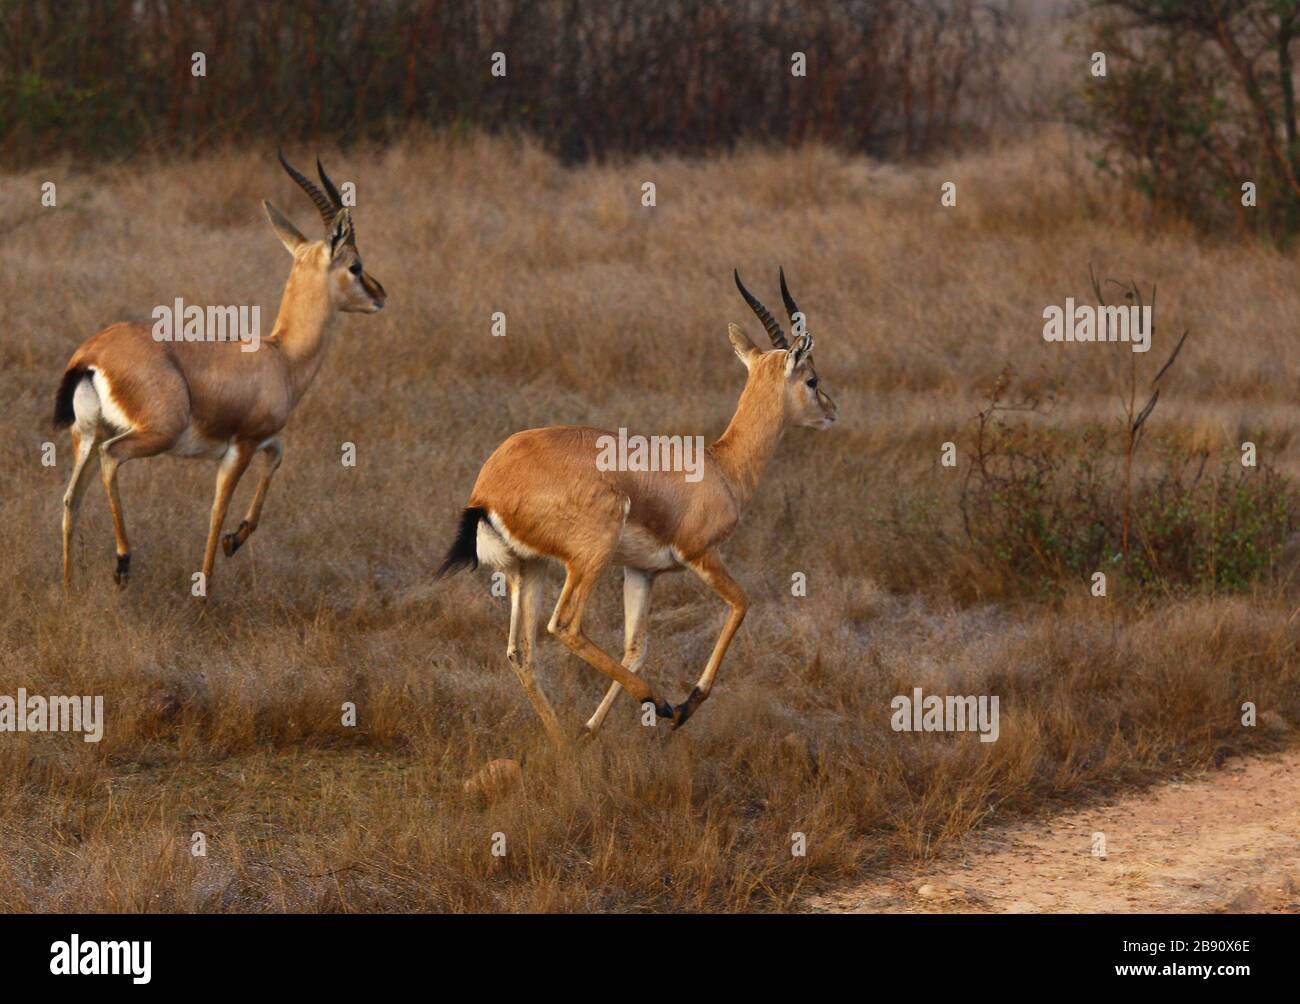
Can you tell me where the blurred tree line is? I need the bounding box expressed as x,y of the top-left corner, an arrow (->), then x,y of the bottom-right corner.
0,0 -> 1016,164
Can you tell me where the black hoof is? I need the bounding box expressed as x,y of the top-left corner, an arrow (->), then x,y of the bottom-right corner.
670,687 -> 706,731
638,698 -> 676,722
222,521 -> 249,557
113,553 -> 130,587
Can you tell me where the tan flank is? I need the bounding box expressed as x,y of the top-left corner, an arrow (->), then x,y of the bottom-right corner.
53,152 -> 387,592
439,271 -> 838,743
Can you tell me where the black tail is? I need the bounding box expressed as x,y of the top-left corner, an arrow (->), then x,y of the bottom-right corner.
437,506 -> 486,577
53,367 -> 91,429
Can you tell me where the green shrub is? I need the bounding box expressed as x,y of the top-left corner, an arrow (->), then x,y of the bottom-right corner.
960,380 -> 1298,595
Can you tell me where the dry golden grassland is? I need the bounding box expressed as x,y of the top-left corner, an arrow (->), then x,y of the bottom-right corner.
0,130 -> 1296,911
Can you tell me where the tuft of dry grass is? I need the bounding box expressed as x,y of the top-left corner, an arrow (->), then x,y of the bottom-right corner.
0,129 -> 1296,911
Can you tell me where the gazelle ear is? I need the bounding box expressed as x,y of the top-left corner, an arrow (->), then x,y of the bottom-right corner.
728,323 -> 761,369
784,332 -> 814,376
328,209 -> 354,258
263,200 -> 306,254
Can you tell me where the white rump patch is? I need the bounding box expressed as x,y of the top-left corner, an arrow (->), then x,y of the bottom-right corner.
89,370 -> 133,433
477,510 -> 542,569
71,373 -> 102,432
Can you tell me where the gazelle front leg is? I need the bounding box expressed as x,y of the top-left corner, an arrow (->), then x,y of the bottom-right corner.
672,549 -> 748,729
200,442 -> 255,588
222,438 -> 284,557
584,567 -> 655,735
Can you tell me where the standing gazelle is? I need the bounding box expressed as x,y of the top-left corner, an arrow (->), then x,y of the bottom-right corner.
53,152 -> 385,591
438,271 -> 837,743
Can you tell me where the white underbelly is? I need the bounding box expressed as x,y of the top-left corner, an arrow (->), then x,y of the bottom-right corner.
612,524 -> 681,572
169,426 -> 231,459
475,509 -> 683,573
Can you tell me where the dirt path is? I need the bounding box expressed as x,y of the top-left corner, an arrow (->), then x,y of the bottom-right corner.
810,748 -> 1300,914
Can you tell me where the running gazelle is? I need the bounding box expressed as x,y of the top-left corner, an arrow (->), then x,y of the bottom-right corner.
53,152 -> 386,590
438,271 -> 837,742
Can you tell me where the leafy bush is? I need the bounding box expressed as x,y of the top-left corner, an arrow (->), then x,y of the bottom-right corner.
960,374 -> 1298,595
1129,449 -> 1298,592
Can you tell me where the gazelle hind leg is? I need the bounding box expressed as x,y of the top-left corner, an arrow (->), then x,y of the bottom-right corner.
506,561 -> 567,747
61,426 -> 103,589
584,567 -> 655,735
99,428 -> 174,586
223,438 -> 283,557
672,550 -> 748,730
549,561 -> 672,719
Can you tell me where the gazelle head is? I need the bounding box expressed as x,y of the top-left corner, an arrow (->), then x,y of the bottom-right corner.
263,150 -> 387,314
731,269 -> 837,429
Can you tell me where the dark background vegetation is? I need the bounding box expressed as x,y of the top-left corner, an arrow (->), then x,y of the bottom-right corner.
7,0 -> 1300,238
1076,0 -> 1300,242
0,0 -> 1015,164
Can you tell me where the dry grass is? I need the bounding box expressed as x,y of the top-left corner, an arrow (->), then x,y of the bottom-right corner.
0,128 -> 1296,911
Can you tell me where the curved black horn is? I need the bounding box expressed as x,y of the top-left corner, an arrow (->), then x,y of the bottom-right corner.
278,148 -> 336,229
779,267 -> 803,335
734,270 -> 788,349
316,158 -> 344,214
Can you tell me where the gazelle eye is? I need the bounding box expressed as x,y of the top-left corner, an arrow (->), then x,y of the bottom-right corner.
349,263 -> 363,276
806,377 -> 818,389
